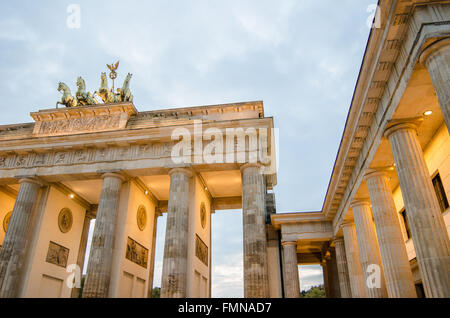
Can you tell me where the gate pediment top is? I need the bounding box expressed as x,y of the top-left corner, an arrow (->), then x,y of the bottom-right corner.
30,102 -> 137,137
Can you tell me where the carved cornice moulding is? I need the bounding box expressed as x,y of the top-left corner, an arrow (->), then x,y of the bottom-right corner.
30,102 -> 137,137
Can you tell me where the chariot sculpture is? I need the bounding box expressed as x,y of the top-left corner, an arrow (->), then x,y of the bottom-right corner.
56,61 -> 133,108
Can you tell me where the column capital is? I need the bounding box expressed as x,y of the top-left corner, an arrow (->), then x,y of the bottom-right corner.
240,163 -> 262,173
332,237 -> 344,245
281,241 -> 297,247
350,199 -> 371,209
384,117 -> 423,139
17,176 -> 43,187
86,207 -> 97,219
420,38 -> 450,66
340,221 -> 354,229
364,168 -> 393,181
101,172 -> 126,182
168,167 -> 193,178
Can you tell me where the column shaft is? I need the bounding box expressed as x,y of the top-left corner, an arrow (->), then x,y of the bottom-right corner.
365,170 -> 417,298
241,164 -> 270,298
82,173 -> 124,298
0,178 -> 41,298
321,260 -> 329,297
386,123 -> 450,298
147,212 -> 160,298
420,38 -> 450,133
71,210 -> 94,298
281,242 -> 300,298
161,168 -> 192,298
341,223 -> 366,298
351,200 -> 388,297
326,247 -> 341,298
333,238 -> 352,298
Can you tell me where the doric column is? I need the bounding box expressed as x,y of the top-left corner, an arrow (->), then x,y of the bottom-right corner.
82,172 -> 125,298
147,211 -> 161,298
0,178 -> 42,298
341,222 -> 366,298
326,247 -> 341,298
351,200 -> 388,298
71,209 -> 96,298
333,237 -> 352,298
161,168 -> 192,298
321,259 -> 329,297
365,169 -> 417,298
385,121 -> 450,298
241,163 -> 270,298
281,241 -> 300,298
420,38 -> 450,133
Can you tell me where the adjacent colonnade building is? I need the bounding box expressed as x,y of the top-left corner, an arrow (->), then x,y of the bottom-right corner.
272,0 -> 450,298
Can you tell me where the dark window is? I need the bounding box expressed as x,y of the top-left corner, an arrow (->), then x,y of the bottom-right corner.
400,209 -> 411,240
432,173 -> 449,213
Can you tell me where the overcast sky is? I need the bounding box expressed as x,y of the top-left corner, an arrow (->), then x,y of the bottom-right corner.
1,0 -> 375,297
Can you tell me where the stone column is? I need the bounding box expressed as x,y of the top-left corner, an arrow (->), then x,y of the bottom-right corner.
420,38 -> 450,133
385,121 -> 450,298
365,169 -> 417,298
241,163 -> 270,298
71,209 -> 95,298
82,173 -> 125,298
281,241 -> 300,298
326,247 -> 341,298
351,200 -> 388,298
147,211 -> 161,298
321,259 -> 329,297
333,237 -> 352,298
341,222 -> 366,298
0,178 -> 42,298
161,168 -> 192,298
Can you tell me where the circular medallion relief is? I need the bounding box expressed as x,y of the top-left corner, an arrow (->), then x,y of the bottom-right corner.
3,211 -> 12,232
200,202 -> 206,229
58,208 -> 73,233
137,205 -> 147,231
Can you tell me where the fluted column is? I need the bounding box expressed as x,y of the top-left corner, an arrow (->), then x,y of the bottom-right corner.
420,38 -> 450,133
351,200 -> 388,298
326,248 -> 341,298
281,241 -> 300,298
365,169 -> 417,298
71,209 -> 95,298
385,121 -> 450,298
241,163 -> 270,298
333,237 -> 352,298
82,173 -> 125,298
161,168 -> 192,298
0,178 -> 42,298
341,222 -> 366,298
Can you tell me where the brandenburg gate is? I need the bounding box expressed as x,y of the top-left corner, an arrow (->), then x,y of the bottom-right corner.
0,71 -> 279,298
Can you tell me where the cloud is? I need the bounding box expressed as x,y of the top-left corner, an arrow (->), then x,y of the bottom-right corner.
299,265 -> 324,291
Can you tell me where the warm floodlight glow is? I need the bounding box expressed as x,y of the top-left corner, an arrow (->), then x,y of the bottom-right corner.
424,110 -> 433,116
69,194 -> 75,199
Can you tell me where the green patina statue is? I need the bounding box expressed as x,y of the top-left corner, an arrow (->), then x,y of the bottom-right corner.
56,82 -> 77,108
56,61 -> 133,108
76,76 -> 98,106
